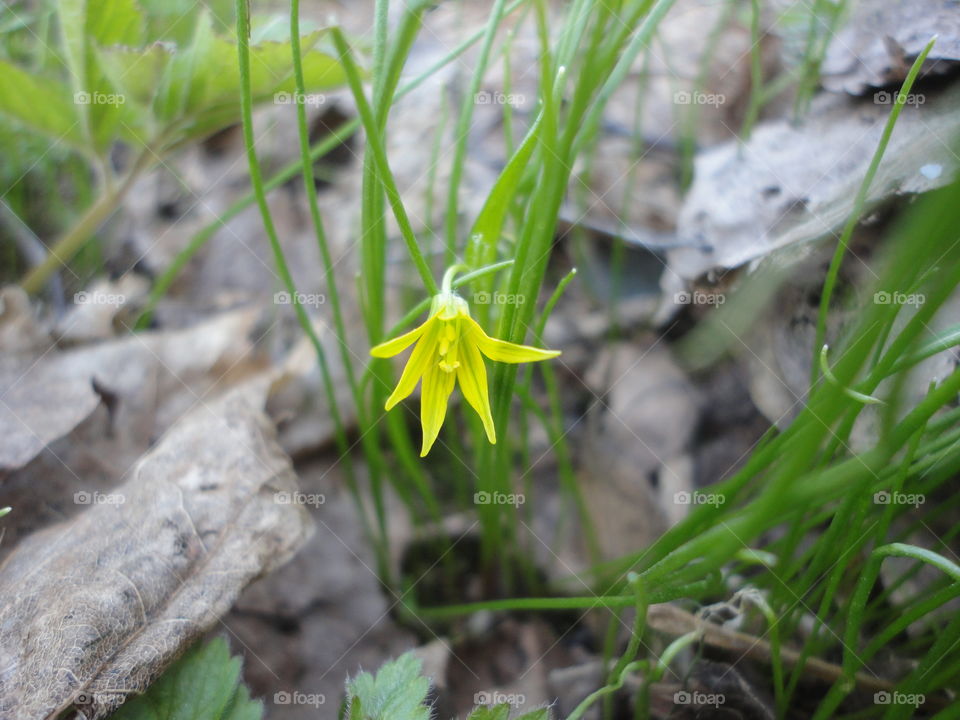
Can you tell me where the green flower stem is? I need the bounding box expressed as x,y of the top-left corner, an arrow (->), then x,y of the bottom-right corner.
738,0 -> 764,140
441,264 -> 469,295
330,27 -> 438,296
384,260 -> 514,341
290,0 -> 398,567
21,149 -> 151,294
137,0 -> 527,327
235,0 -> 368,574
443,0 -> 509,265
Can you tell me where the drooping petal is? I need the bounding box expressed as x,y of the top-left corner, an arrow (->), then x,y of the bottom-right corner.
463,315 -> 561,363
457,339 -> 496,444
370,315 -> 435,358
420,358 -> 456,456
384,318 -> 441,411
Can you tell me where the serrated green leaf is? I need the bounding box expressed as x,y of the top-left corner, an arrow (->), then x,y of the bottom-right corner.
85,52 -> 149,148
468,704 -> 550,720
345,652 -> 432,720
138,0 -> 233,45
57,0 -> 87,93
187,30 -> 343,112
154,10 -> 214,122
467,704 -> 511,720
514,710 -> 549,720
86,0 -> 145,47
96,43 -> 173,107
0,60 -> 83,146
110,637 -> 263,720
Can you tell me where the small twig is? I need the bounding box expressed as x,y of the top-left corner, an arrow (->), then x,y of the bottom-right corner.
645,603 -> 905,697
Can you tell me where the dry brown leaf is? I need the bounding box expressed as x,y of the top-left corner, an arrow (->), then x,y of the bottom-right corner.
0,382 -> 313,720
665,84 -> 960,286
821,0 -> 960,95
579,342 -> 699,559
0,309 -> 258,473
53,274 -> 150,344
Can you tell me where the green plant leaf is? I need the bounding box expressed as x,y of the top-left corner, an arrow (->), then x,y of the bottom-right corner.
188,30 -> 343,111
154,9 -> 215,123
110,637 -> 262,720
138,0 -> 233,45
56,0 -> 87,93
344,652 -> 432,720
465,110 -> 543,326
466,112 -> 543,270
467,705 -> 511,720
468,706 -> 549,720
86,0 -> 145,47
0,60 -> 83,146
95,27 -> 345,147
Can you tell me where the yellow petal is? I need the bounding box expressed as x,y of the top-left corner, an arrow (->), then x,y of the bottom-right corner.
384,318 -> 441,411
463,315 -> 561,364
420,359 -> 456,456
370,316 -> 434,358
457,340 -> 496,444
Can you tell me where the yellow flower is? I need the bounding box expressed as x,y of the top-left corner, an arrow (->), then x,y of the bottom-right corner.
371,278 -> 560,456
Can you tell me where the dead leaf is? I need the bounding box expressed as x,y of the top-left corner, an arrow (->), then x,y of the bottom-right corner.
821,0 -> 960,95
666,84 -> 960,284
580,342 -> 699,559
54,274 -> 150,344
0,309 -> 258,473
0,382 -> 313,720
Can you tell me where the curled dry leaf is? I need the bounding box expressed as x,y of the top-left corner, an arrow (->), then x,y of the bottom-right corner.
665,84 -> 960,285
821,0 -> 960,95
0,308 -> 258,473
0,382 -> 313,720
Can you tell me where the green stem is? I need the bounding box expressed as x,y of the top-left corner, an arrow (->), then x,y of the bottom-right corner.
443,0 -> 509,264
811,36 -> 936,387
330,28 -> 438,295
235,0 -> 370,577
21,152 -> 149,294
